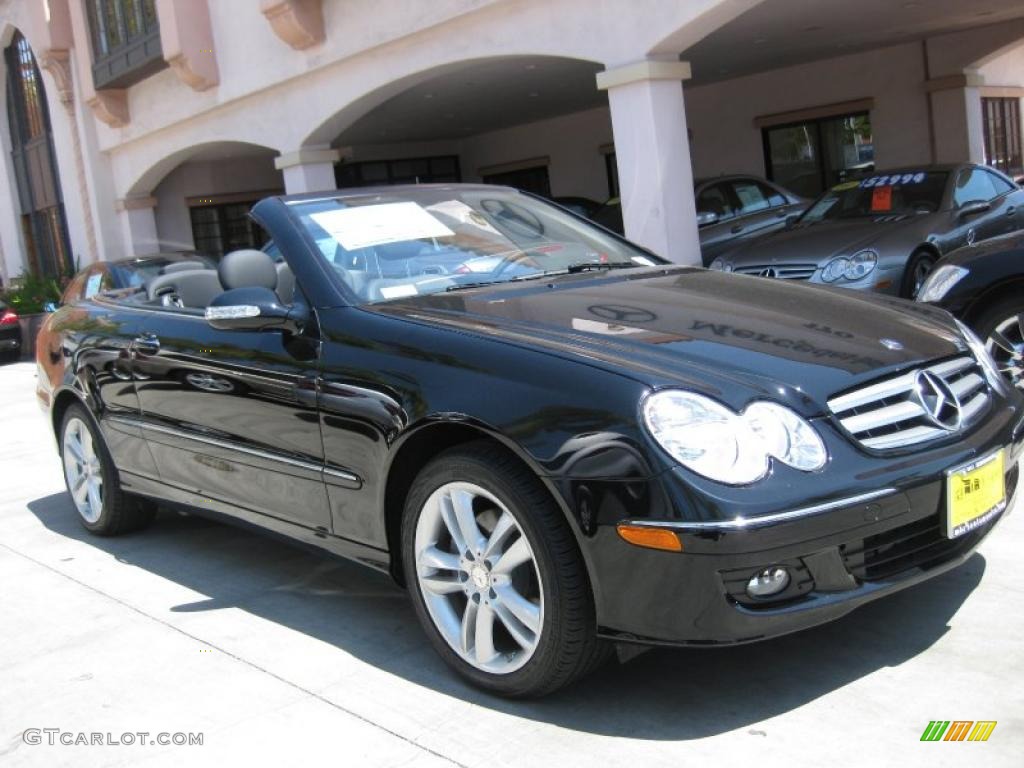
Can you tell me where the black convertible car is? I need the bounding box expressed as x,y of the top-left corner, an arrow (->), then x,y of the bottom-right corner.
36,185 -> 1023,697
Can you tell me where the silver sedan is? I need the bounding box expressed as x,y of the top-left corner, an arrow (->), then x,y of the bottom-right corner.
709,163 -> 1024,297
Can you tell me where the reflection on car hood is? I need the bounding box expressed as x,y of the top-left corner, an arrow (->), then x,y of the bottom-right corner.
723,215 -> 934,266
369,267 -> 965,415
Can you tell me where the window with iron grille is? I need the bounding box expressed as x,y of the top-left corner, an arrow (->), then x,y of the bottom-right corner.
86,0 -> 165,89
4,32 -> 71,278
189,202 -> 268,258
335,156 -> 461,188
982,97 -> 1023,178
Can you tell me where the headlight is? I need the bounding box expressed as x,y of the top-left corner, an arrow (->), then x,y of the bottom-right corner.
642,390 -> 828,485
955,319 -> 1008,395
709,258 -> 733,272
821,249 -> 877,282
917,265 -> 968,303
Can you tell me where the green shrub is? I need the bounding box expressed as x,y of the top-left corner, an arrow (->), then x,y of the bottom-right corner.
0,272 -> 63,314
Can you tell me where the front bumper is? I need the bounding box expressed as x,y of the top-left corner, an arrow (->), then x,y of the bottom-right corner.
587,403 -> 1023,647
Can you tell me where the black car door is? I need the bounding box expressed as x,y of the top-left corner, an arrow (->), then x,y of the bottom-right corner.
131,298 -> 332,531
951,166 -> 1016,247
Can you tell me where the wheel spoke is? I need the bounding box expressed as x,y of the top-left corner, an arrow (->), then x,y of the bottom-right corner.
71,474 -> 88,505
450,488 -> 486,556
492,536 -> 531,575
492,601 -> 536,651
474,603 -> 497,664
418,545 -> 461,573
420,573 -> 463,595
65,435 -> 85,465
493,583 -> 540,634
990,330 -> 1017,356
1016,314 -> 1024,343
86,477 -> 102,517
439,495 -> 469,556
460,598 -> 478,654
482,511 -> 515,561
81,432 -> 95,462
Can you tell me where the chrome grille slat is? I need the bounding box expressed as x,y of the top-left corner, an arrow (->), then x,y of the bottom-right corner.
827,355 -> 991,451
734,263 -> 817,280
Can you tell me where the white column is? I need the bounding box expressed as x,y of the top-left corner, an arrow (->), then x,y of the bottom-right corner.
117,197 -> 159,256
274,146 -> 341,194
597,59 -> 699,265
928,72 -> 987,165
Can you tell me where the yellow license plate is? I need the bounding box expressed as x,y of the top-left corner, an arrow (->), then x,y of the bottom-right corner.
945,448 -> 1007,538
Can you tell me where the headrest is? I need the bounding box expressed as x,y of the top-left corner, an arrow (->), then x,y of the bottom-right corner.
218,249 -> 278,290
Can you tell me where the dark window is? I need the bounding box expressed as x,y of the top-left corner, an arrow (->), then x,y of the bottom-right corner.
5,32 -> 71,278
335,155 -> 462,188
189,202 -> 268,258
982,97 -> 1022,178
604,152 -> 619,198
763,112 -> 874,198
953,167 -> 1003,206
86,0 -> 165,89
482,165 -> 551,197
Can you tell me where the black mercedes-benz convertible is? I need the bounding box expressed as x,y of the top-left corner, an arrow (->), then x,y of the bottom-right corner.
36,184 -> 1023,697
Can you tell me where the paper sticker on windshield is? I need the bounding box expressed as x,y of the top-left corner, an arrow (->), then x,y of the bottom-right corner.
311,202 -> 454,251
378,284 -> 419,300
85,273 -> 103,298
871,186 -> 893,211
860,172 -> 926,188
426,200 -> 502,236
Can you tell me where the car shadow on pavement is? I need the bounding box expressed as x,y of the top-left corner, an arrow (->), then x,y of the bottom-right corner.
27,492 -> 985,740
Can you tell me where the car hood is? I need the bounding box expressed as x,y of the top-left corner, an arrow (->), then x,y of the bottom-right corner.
722,215 -> 933,267
368,267 -> 966,416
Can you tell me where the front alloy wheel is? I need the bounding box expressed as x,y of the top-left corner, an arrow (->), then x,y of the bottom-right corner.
985,313 -> 1024,390
402,442 -> 608,697
414,481 -> 543,674
63,416 -> 104,523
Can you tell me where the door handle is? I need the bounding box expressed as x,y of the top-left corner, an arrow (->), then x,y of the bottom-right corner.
1007,206 -> 1016,216
133,334 -> 160,356
730,224 -> 744,234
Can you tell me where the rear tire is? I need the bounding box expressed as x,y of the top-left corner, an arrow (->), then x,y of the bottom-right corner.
972,298 -> 1024,391
402,441 -> 608,697
59,404 -> 155,535
900,249 -> 937,299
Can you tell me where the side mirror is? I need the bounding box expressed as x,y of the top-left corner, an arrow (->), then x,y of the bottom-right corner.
43,301 -> 59,313
205,286 -> 306,334
957,200 -> 991,219
696,211 -> 719,227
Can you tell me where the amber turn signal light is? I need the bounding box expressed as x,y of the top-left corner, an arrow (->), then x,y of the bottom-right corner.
616,524 -> 682,552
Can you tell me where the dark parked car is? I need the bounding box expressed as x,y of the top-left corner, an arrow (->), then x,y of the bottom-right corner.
0,298 -> 22,362
711,164 -> 1024,298
58,251 -> 219,306
918,229 -> 1024,392
592,174 -> 808,263
36,184 -> 1022,697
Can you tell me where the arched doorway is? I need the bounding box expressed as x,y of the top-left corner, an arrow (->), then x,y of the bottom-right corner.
4,30 -> 71,278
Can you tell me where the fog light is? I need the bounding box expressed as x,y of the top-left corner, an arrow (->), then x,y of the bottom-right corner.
746,567 -> 790,598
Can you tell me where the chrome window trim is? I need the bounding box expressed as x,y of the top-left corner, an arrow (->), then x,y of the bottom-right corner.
621,488 -> 897,532
108,415 -> 361,485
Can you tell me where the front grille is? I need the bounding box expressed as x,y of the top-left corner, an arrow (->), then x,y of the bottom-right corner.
733,263 -> 817,280
827,356 -> 990,451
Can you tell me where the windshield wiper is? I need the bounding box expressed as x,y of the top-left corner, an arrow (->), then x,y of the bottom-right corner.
445,272 -> 553,292
564,261 -> 637,273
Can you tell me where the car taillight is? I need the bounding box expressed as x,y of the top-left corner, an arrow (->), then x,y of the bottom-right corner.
0,310 -> 18,326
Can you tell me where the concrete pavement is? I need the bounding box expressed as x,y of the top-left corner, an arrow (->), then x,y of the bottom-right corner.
1,360 -> 1021,767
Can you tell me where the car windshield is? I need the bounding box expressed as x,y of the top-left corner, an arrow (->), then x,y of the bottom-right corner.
286,187 -> 660,304
109,253 -> 217,288
797,171 -> 949,225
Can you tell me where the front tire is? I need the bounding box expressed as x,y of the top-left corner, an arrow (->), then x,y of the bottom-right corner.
901,249 -> 937,298
402,442 -> 607,697
973,299 -> 1024,391
60,404 -> 155,535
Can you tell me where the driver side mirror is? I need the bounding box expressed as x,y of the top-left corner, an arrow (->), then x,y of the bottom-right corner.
957,200 -> 991,219
43,301 -> 59,313
696,211 -> 719,227
205,286 -> 306,334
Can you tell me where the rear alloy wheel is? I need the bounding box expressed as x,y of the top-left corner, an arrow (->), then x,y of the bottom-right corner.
60,404 -> 155,535
902,250 -> 937,299
974,299 -> 1024,391
402,442 -> 608,697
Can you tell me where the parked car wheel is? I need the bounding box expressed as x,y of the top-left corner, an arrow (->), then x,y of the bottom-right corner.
402,442 -> 607,697
901,249 -> 937,298
60,404 -> 156,535
974,298 -> 1024,391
